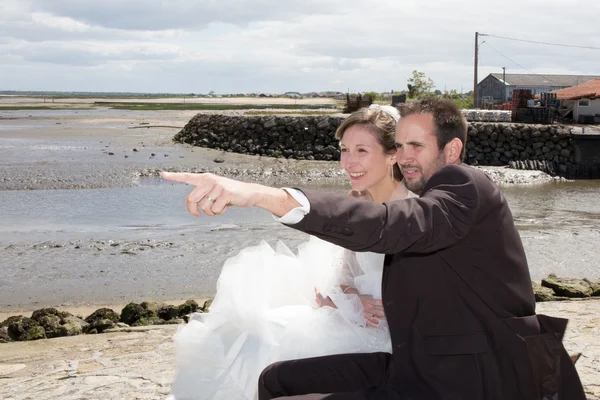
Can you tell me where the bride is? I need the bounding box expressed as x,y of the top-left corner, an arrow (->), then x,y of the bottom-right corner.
168,105 -> 416,400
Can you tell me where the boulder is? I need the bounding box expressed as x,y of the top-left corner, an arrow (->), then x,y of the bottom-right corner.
86,308 -> 121,333
120,302 -> 161,326
202,299 -> 213,312
120,303 -> 149,325
532,281 -> 557,302
59,316 -> 88,336
541,274 -> 593,298
178,300 -> 199,317
29,308 -> 89,337
0,326 -> 11,343
5,316 -> 46,341
158,305 -> 179,321
0,315 -> 22,328
36,315 -> 63,338
139,301 -> 162,313
31,308 -> 71,321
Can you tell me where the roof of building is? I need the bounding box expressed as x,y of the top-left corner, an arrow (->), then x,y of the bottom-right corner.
552,78 -> 600,100
487,73 -> 600,87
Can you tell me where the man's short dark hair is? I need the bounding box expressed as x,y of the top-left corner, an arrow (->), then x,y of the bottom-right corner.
398,98 -> 468,161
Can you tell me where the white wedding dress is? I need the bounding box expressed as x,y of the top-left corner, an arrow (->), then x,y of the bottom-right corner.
168,236 -> 391,400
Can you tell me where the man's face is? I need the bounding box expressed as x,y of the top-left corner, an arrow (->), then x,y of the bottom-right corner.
395,113 -> 447,195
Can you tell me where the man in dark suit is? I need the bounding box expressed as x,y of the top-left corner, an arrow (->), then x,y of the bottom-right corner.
162,98 -> 585,400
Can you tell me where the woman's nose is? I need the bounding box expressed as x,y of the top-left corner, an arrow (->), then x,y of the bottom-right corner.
344,153 -> 358,165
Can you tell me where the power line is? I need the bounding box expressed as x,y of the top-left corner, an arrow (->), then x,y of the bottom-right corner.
480,41 -> 534,74
479,33 -> 600,50
479,41 -> 566,86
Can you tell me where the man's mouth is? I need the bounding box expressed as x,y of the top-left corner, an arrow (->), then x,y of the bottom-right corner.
401,167 -> 420,178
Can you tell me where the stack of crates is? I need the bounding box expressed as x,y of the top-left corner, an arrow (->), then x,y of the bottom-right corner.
511,89 -> 533,122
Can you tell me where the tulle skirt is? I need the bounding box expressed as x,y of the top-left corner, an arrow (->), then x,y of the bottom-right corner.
169,237 -> 391,400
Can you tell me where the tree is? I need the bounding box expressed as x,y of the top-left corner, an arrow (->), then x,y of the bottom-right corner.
406,70 -> 435,99
441,89 -> 474,109
364,91 -> 381,102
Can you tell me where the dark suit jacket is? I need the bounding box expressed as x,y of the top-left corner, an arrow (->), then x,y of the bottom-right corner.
289,164 -> 585,400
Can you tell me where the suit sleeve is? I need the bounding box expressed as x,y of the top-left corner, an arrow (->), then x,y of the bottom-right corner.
286,164 -> 480,254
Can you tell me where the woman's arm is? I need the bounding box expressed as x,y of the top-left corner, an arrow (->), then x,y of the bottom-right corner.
314,249 -> 386,328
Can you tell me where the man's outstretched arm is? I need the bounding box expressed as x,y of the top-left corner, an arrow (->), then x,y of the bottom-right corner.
161,172 -> 301,217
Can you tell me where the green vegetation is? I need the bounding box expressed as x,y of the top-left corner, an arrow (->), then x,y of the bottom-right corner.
363,91 -> 381,102
406,70 -> 436,99
441,90 -> 474,109
95,102 -> 341,111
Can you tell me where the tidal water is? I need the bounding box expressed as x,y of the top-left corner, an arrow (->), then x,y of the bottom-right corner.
1,177 -> 599,282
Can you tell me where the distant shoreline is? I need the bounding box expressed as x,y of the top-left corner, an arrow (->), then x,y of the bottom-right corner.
0,94 -> 341,108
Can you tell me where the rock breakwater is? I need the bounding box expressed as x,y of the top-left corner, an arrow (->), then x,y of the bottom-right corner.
174,114 -> 576,176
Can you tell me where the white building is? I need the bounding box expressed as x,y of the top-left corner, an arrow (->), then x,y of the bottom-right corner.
553,79 -> 600,124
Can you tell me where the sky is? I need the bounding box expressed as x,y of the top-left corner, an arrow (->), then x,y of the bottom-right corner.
1,0 -> 599,94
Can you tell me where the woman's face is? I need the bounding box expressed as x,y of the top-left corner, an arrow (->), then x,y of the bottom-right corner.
339,124 -> 396,192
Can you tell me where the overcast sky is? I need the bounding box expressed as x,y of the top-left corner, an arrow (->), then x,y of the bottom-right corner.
1,0 -> 599,94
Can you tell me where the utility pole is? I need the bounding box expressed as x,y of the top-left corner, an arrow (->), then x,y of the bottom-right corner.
502,67 -> 506,103
473,31 -> 479,109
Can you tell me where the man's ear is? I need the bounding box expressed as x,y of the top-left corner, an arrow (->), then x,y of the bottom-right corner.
444,138 -> 463,164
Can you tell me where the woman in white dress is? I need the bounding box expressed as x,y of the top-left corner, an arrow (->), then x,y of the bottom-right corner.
168,105 -> 416,400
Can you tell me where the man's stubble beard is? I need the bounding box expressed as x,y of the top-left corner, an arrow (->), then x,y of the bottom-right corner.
404,153 -> 446,196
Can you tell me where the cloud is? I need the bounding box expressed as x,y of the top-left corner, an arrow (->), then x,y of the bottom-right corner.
1,0 -> 600,93
3,40 -> 182,66
25,0 -> 340,30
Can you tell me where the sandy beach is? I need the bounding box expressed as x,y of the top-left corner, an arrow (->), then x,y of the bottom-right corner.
1,299 -> 598,400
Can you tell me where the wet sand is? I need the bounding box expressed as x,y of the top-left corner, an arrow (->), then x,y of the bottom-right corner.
0,107 -> 355,191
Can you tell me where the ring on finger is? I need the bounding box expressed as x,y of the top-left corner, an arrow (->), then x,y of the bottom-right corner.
206,195 -> 216,202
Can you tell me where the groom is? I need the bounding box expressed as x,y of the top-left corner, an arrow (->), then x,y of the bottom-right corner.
162,98 -> 584,400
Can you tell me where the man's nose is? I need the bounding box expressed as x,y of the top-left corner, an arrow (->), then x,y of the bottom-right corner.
397,149 -> 413,165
